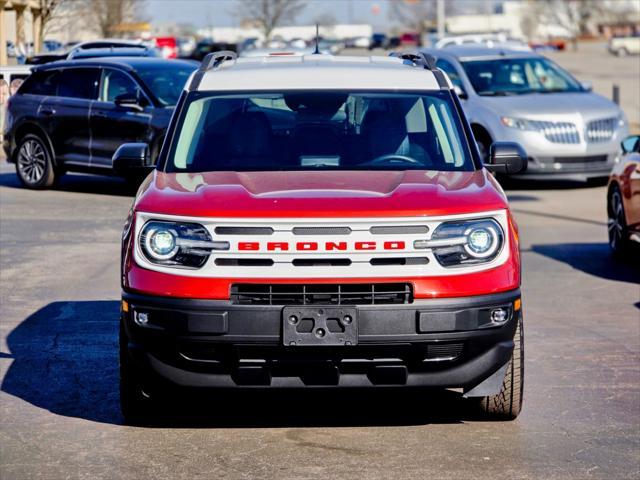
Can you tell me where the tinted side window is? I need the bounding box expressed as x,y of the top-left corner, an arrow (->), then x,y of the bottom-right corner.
100,69 -> 142,102
436,59 -> 463,89
18,70 -> 60,96
57,68 -> 99,99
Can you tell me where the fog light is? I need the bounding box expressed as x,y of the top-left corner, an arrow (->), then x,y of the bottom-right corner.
135,312 -> 149,326
490,308 -> 509,325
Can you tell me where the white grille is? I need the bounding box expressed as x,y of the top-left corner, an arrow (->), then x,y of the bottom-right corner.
134,210 -> 510,278
531,120 -> 580,144
586,117 -> 617,143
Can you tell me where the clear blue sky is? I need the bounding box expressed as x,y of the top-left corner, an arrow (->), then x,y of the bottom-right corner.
146,0 -> 395,29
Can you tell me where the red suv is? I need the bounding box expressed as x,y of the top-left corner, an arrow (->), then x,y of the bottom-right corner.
115,52 -> 528,423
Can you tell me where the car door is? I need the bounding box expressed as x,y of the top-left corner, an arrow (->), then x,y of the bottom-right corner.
90,68 -> 153,167
44,67 -> 99,166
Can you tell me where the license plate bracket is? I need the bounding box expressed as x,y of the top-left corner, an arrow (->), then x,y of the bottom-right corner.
283,306 -> 357,347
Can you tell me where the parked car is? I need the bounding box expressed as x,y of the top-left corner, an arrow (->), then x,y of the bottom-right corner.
422,46 -> 629,180
435,34 -> 531,52
67,45 -> 161,60
26,39 -> 145,64
115,51 -> 527,423
607,135 -> 640,256
2,57 -> 198,188
190,38 -> 237,61
608,36 -> 640,57
369,33 -> 387,50
154,37 -> 178,59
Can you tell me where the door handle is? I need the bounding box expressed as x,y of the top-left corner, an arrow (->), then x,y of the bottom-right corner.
93,111 -> 108,118
40,108 -> 55,116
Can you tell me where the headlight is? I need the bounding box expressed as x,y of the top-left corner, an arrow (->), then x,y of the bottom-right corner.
617,111 -> 627,128
501,116 -> 535,130
139,221 -> 229,268
414,218 -> 504,267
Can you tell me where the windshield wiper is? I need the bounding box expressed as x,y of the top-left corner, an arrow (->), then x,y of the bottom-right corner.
477,90 -> 520,96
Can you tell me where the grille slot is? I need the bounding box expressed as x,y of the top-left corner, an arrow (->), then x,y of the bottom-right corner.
214,227 -> 274,235
370,225 -> 429,234
231,283 -> 413,305
292,226 -> 352,235
587,117 -> 617,143
370,257 -> 429,266
215,258 -> 274,267
423,343 -> 464,362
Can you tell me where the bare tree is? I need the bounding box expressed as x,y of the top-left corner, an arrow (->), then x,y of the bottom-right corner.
82,0 -> 146,38
235,0 -> 306,41
38,0 -> 67,41
526,0 -> 606,49
389,0 -> 455,46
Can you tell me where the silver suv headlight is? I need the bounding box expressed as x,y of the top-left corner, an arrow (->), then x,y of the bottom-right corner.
414,218 -> 504,267
139,221 -> 229,268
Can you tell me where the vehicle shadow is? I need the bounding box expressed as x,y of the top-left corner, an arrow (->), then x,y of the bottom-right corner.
1,301 -> 489,428
0,172 -> 135,197
530,242 -> 640,284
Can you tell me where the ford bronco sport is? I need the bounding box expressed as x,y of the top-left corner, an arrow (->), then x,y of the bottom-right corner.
116,51 -> 528,423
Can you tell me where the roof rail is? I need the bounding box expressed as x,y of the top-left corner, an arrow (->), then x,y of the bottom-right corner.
389,50 -> 449,90
189,50 -> 238,90
390,50 -> 437,70
200,50 -> 238,72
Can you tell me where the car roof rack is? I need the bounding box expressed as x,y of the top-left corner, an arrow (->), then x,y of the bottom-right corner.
390,50 -> 437,70
389,50 -> 448,89
189,50 -> 238,90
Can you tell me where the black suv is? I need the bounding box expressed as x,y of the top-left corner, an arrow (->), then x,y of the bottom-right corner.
2,57 -> 197,188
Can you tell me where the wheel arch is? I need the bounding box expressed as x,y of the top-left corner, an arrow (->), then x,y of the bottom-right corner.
13,122 -> 58,167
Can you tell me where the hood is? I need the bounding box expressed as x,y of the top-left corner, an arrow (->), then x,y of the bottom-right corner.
134,169 -> 508,218
478,92 -> 621,119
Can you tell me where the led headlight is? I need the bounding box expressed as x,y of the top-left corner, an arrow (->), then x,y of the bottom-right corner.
139,220 -> 229,268
501,116 -> 534,130
415,218 -> 504,267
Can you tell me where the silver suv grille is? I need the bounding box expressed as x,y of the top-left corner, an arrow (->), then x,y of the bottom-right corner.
586,117 -> 617,143
532,120 -> 580,144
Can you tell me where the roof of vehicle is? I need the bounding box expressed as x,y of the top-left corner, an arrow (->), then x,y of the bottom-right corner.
33,57 -> 197,72
68,46 -> 159,59
195,54 -> 445,92
422,45 -> 538,61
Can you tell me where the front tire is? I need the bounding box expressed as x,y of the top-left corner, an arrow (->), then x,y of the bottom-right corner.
608,184 -> 631,256
15,133 -> 58,189
478,313 -> 524,420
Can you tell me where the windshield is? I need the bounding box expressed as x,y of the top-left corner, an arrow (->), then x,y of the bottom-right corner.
136,63 -> 197,106
166,90 -> 474,173
461,57 -> 583,96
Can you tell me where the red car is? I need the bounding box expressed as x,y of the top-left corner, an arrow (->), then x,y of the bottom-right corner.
114,52 -> 528,423
154,36 -> 178,59
608,135 -> 640,255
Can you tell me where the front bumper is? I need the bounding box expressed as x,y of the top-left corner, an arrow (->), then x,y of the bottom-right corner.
122,289 -> 521,390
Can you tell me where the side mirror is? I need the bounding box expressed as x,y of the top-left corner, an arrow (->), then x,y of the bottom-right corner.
453,84 -> 468,99
115,93 -> 144,111
580,80 -> 593,92
112,143 -> 153,174
621,135 -> 640,154
485,142 -> 528,175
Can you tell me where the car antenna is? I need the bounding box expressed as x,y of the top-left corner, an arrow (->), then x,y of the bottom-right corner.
313,23 -> 320,54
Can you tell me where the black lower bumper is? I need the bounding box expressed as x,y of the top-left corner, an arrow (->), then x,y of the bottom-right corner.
121,289 -> 521,390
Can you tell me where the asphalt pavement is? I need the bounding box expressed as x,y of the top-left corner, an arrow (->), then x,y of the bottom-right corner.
0,158 -> 638,479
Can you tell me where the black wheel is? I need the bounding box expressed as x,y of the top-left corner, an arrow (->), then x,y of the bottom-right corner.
120,322 -> 156,425
478,313 -> 524,420
608,184 -> 631,256
616,47 -> 629,57
15,133 -> 58,189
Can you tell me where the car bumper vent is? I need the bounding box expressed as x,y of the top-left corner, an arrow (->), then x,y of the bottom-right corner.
230,283 -> 413,305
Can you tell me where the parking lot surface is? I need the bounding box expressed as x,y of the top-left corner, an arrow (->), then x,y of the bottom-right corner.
0,156 -> 638,479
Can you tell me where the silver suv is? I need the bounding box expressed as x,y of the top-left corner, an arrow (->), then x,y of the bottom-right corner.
422,46 -> 629,180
